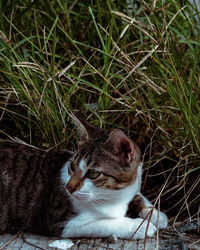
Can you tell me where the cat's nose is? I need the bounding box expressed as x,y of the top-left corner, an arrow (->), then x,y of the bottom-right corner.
66,184 -> 75,194
66,176 -> 82,194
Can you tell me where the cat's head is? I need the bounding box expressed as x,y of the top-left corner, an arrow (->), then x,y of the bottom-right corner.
63,113 -> 141,200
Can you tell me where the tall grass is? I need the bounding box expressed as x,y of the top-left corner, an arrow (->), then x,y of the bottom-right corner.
0,0 -> 199,222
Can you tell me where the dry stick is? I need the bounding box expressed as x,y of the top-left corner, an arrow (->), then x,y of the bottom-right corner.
152,0 -> 158,10
99,20 -> 165,96
153,159 -> 183,206
112,6 -> 187,94
12,61 -> 56,112
144,209 -> 154,250
0,92 -> 11,122
12,63 -> 43,117
0,30 -> 9,43
119,53 -> 166,94
188,239 -> 200,249
129,208 -> 154,250
164,5 -> 187,36
98,24 -> 142,110
111,11 -> 157,43
21,233 -> 46,250
9,7 -> 14,42
0,233 -> 21,249
198,207 -> 200,233
10,232 -> 23,250
174,178 -> 200,223
47,60 -> 77,82
155,198 -> 160,250
13,63 -> 60,121
13,62 -> 45,72
165,185 -> 198,213
80,57 -> 132,109
142,130 -> 157,187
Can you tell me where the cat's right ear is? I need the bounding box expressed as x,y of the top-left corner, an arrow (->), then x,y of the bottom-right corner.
70,112 -> 102,144
105,129 -> 139,164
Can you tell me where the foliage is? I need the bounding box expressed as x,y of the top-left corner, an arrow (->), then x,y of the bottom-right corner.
0,0 -> 200,222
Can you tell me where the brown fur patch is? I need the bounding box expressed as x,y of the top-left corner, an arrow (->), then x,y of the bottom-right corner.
127,195 -> 145,218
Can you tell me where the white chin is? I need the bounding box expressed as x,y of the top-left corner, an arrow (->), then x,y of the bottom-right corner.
73,192 -> 94,200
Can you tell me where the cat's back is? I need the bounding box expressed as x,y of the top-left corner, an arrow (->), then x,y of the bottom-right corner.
0,140 -> 72,172
0,141 -> 45,171
0,141 -> 53,188
0,141 -> 73,235
0,140 -> 73,190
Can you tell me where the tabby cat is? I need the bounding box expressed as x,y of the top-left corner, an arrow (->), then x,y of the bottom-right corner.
0,114 -> 168,239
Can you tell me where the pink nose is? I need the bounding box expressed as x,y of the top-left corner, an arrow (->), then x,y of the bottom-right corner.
66,185 -> 74,194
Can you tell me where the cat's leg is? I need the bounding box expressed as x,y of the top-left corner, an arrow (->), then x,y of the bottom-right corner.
62,215 -> 157,239
127,193 -> 168,229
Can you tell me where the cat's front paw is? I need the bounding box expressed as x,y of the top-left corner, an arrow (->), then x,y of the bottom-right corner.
139,208 -> 168,229
129,218 -> 157,240
157,211 -> 168,229
150,210 -> 168,229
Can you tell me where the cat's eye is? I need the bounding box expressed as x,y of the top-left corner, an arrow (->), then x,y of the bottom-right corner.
86,169 -> 101,180
68,162 -> 75,173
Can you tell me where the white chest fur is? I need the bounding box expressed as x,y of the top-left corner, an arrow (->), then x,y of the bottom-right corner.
61,163 -> 144,239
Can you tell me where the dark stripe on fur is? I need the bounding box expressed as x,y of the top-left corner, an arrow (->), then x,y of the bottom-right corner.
0,141 -> 74,236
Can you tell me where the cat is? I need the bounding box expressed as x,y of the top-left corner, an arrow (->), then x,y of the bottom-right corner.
0,113 -> 168,240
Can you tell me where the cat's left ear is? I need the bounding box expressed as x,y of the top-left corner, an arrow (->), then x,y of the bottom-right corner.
106,129 -> 136,163
70,112 -> 103,143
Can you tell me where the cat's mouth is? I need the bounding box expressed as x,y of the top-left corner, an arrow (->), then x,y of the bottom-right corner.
69,190 -> 94,200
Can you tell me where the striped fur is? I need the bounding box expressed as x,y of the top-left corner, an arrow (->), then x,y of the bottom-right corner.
0,141 -> 74,236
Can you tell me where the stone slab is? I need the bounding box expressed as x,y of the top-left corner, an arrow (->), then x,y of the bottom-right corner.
0,221 -> 199,250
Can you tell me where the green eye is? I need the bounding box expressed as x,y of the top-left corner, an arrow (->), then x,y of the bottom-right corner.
86,169 -> 101,180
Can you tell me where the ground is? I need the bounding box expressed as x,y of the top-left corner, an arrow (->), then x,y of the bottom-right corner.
0,220 -> 199,250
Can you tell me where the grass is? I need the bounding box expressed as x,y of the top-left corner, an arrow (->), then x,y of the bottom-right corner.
0,0 -> 200,223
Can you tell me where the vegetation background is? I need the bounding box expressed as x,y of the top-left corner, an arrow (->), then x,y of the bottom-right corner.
0,0 -> 199,225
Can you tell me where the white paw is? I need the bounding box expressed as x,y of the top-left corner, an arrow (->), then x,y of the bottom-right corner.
150,210 -> 168,229
125,218 -> 157,240
157,211 -> 168,229
140,208 -> 168,229
131,218 -> 157,240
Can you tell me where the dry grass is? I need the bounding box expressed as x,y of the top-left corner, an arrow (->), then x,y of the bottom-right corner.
0,0 -> 200,223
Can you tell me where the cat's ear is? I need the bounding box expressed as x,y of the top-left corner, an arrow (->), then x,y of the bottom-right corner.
70,112 -> 103,143
106,129 -> 135,164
